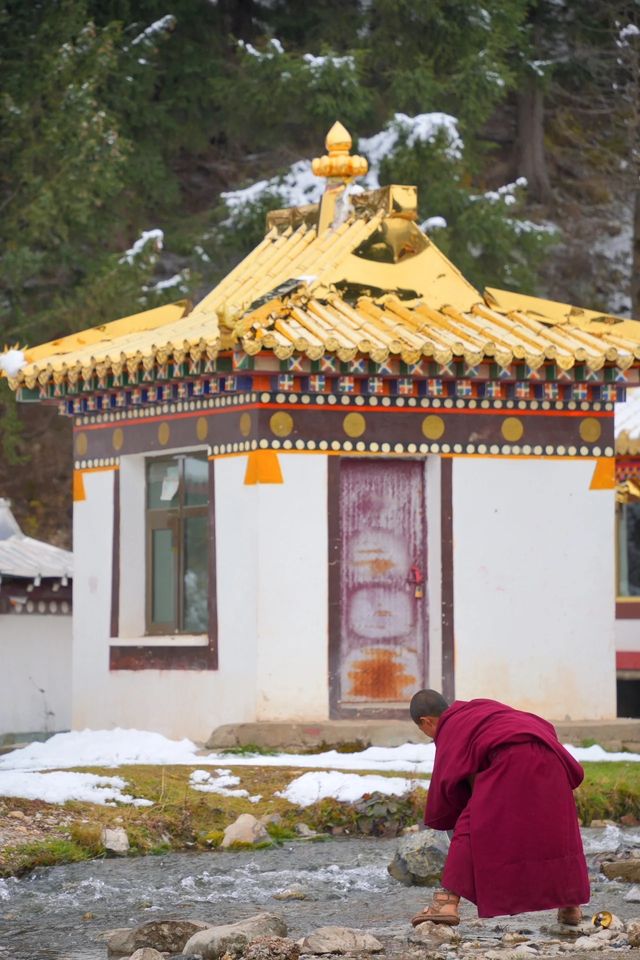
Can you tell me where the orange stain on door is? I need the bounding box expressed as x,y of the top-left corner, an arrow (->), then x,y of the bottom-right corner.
347,648 -> 416,700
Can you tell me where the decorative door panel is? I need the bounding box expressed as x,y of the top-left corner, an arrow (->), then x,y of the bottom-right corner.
336,460 -> 427,712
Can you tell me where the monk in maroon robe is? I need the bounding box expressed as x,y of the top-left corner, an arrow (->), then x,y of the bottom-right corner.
409,690 -> 589,927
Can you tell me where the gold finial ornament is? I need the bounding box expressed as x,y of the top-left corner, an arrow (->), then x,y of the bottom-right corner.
312,121 -> 368,181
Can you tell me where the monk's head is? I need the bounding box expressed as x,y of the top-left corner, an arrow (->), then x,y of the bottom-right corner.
410,688 -> 449,739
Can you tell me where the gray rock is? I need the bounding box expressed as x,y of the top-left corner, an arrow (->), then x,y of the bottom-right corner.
408,922 -> 458,945
601,858 -> 640,882
182,913 -> 286,958
299,926 -> 383,954
273,885 -> 308,901
129,950 -> 165,960
484,950 -> 537,960
102,826 -> 130,856
546,921 -> 593,938
627,919 -> 640,947
107,929 -> 137,956
294,823 -> 316,838
570,935 -> 606,951
242,936 -> 300,959
221,814 -> 271,848
625,884 -> 640,902
107,920 -> 210,956
387,829 -> 449,886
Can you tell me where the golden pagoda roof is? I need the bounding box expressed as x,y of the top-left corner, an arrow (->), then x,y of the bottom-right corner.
5,125 -> 640,391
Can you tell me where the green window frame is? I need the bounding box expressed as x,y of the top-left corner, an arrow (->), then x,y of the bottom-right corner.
145,453 -> 210,635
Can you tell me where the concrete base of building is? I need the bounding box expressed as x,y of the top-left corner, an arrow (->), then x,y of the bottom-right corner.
205,718 -> 640,753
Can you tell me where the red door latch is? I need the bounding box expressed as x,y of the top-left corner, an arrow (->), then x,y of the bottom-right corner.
407,564 -> 425,599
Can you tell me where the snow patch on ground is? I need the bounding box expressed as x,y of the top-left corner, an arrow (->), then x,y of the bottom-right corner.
0,770 -> 152,806
0,728 -> 201,771
0,731 -> 636,807
189,768 -> 261,802
277,770 -> 422,807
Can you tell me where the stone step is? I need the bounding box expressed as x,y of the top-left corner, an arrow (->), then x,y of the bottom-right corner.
205,718 -> 640,753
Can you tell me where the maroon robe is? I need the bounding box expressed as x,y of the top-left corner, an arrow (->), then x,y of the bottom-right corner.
425,699 -> 590,918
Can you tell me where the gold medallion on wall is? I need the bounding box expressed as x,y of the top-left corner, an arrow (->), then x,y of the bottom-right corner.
501,417 -> 524,442
269,411 -> 293,437
75,432 -> 88,457
343,412 -> 366,438
579,417 -> 601,443
240,412 -> 252,437
196,417 -> 208,441
112,428 -> 124,452
158,422 -> 170,446
422,415 -> 445,440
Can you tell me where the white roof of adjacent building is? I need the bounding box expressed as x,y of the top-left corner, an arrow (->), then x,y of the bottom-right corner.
0,499 -> 73,581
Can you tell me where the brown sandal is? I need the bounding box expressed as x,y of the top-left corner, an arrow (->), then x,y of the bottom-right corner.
557,907 -> 582,926
411,890 -> 461,928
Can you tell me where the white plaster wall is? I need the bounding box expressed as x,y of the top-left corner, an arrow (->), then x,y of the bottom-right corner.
615,619 -> 640,652
255,454 -> 329,720
0,615 -> 72,735
452,458 -> 616,720
72,458 -> 261,742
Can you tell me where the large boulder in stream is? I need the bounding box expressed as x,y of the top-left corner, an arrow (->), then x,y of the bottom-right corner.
182,912 -> 287,958
106,919 -> 210,955
387,828 -> 449,886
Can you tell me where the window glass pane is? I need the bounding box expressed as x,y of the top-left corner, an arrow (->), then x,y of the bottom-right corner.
184,455 -> 209,506
147,459 -> 180,509
152,528 -> 175,624
183,515 -> 209,633
619,503 -> 640,596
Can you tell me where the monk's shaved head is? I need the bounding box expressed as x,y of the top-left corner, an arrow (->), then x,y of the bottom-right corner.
410,689 -> 449,724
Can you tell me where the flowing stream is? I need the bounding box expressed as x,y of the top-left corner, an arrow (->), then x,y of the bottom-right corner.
0,830 -> 638,960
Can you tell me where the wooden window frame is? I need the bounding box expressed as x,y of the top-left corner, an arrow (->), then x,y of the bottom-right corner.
145,453 -> 209,636
110,455 -> 218,671
616,500 -> 640,618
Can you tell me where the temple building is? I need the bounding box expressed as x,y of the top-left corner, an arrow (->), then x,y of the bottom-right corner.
4,122 -> 640,740
0,498 -> 72,742
614,390 -> 640,715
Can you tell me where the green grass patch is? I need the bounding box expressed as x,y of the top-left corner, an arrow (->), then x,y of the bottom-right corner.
576,762 -> 640,824
2,759 -> 639,878
3,838 -> 92,875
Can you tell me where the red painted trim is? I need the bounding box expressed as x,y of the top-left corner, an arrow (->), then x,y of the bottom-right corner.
617,652 -> 640,670
616,601 -> 640,620
77,401 -> 612,432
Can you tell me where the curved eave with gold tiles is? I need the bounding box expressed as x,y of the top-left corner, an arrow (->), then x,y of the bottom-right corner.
10,282 -> 640,391
4,122 -> 640,465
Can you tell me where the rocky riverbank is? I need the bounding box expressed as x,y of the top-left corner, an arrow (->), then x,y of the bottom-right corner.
4,828 -> 640,960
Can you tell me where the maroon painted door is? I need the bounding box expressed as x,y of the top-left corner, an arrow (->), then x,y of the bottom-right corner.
334,459 -> 427,714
